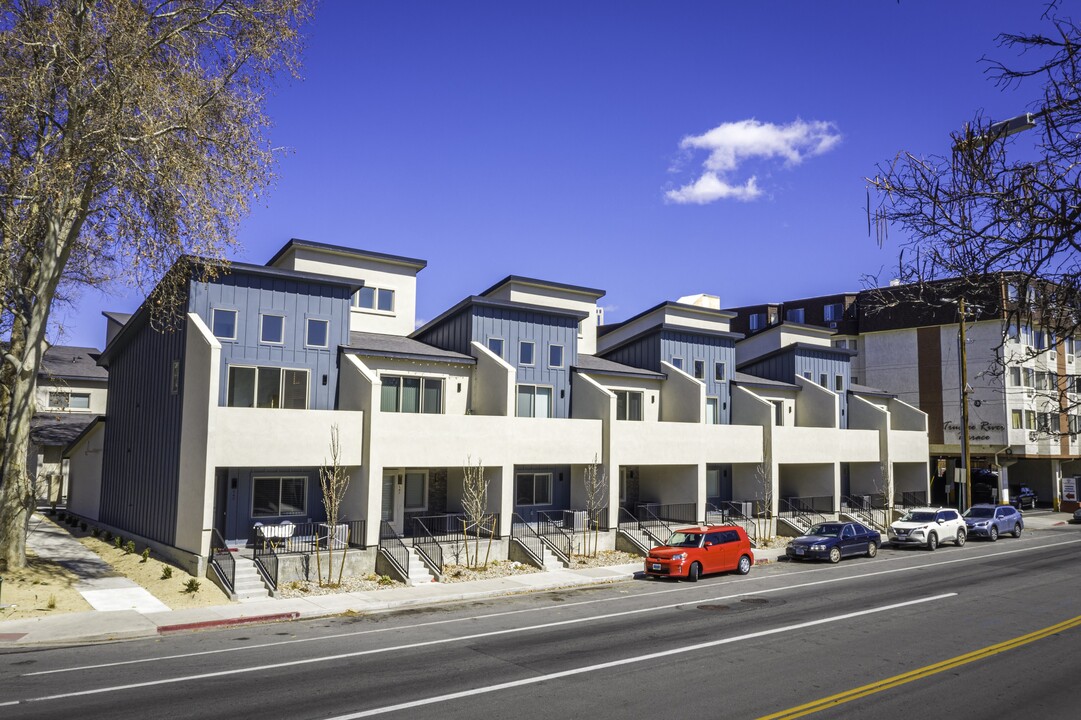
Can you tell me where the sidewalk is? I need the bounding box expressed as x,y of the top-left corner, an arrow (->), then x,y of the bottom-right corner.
8,514 -> 1071,648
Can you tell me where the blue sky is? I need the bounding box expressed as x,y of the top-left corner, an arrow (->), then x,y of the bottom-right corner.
54,0 -> 1052,348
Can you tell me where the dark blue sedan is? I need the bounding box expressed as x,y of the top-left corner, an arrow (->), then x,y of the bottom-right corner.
785,522 -> 881,563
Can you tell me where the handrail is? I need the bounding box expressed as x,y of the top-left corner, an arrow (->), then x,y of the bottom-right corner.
841,494 -> 888,531
777,498 -> 826,530
410,517 -> 444,577
209,528 -> 235,594
900,491 -> 928,508
617,506 -> 664,550
535,510 -> 574,564
704,502 -> 760,548
510,512 -> 547,567
379,521 -> 410,580
637,502 -> 700,525
634,504 -> 678,544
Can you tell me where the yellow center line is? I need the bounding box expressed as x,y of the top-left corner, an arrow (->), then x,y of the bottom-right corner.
758,614 -> 1081,720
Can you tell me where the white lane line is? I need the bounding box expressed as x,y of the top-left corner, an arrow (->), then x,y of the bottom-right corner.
23,536 -> 1081,678
8,592 -> 956,707
324,593 -> 959,719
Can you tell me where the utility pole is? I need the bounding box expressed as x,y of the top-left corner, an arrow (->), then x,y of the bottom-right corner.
958,297 -> 973,512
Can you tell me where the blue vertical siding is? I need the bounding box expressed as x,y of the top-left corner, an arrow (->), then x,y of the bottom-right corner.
794,348 -> 851,427
513,464 -> 571,521
659,330 -> 735,424
188,272 -> 352,410
99,312 -> 187,545
220,467 -> 325,545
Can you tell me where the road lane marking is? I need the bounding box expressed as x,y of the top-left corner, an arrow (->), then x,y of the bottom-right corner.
322,594 -> 958,719
22,536 -> 1081,678
756,613 -> 1081,719
4,593 -> 955,707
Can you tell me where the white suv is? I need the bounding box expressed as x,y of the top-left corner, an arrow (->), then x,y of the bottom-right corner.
887,507 -> 966,551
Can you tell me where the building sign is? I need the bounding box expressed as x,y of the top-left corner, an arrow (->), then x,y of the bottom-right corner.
943,421 -> 1006,443
1064,477 -> 1077,503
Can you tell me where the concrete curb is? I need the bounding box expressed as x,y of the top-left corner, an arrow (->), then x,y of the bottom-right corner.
157,611 -> 301,635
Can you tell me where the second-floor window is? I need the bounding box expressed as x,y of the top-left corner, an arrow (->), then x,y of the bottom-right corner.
381,376 -> 443,414
615,390 -> 643,421
212,308 -> 237,340
823,303 -> 844,322
48,391 -> 90,410
786,308 -> 805,324
1011,410 -> 1023,429
549,345 -> 564,368
748,312 -> 766,331
715,362 -> 726,381
353,287 -> 395,313
671,357 -> 684,370
693,360 -> 705,380
519,341 -> 535,366
487,337 -> 504,358
260,314 -> 285,344
516,384 -> 552,418
227,366 -> 308,409
705,397 -> 720,424
306,318 -> 329,348
835,375 -> 844,391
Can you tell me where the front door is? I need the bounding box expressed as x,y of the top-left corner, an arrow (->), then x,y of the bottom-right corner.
381,472 -> 404,534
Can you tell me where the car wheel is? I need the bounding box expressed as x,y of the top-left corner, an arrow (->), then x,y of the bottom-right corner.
687,561 -> 701,583
736,555 -> 752,575
989,526 -> 999,542
1013,524 -> 1022,538
828,547 -> 842,563
866,541 -> 878,558
955,529 -> 966,547
927,533 -> 938,551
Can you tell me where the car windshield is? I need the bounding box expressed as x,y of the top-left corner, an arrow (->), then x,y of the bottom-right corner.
900,511 -> 936,523
808,524 -> 843,537
665,532 -> 702,548
964,508 -> 994,519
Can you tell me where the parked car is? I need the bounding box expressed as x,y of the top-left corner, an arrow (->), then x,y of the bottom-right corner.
1073,508 -> 1081,524
644,525 -> 754,581
962,504 -> 1023,541
785,522 -> 880,563
1009,485 -> 1038,510
887,507 -> 966,550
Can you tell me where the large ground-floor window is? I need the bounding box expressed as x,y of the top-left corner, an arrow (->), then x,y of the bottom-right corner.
252,476 -> 307,517
516,472 -> 553,506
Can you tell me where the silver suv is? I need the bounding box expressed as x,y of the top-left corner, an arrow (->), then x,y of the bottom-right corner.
887,507 -> 966,551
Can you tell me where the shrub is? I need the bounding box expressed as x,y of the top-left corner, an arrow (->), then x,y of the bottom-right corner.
377,574 -> 395,586
123,540 -> 136,555
91,527 -> 100,538
141,548 -> 151,563
182,579 -> 201,594
113,536 -> 122,549
104,531 -> 112,542
160,565 -> 173,580
47,595 -> 57,610
80,521 -> 87,531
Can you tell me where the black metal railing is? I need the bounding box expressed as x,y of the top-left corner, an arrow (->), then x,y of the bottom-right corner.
411,517 -> 444,576
250,520 -> 367,555
786,495 -> 835,513
705,501 -> 763,547
636,502 -> 700,525
777,497 -> 827,531
379,520 -> 410,580
536,510 -> 574,563
634,504 -> 678,545
900,491 -> 928,508
511,512 -> 548,566
617,507 -> 664,552
842,494 -> 888,531
209,528 -> 235,594
252,542 -> 279,591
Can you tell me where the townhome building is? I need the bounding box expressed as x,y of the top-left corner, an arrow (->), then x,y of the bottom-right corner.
727,275 -> 1081,511
67,239 -> 930,589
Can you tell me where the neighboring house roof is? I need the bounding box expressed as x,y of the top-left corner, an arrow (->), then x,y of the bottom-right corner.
738,319 -> 838,341
732,371 -> 799,390
598,300 -> 738,337
345,332 -> 476,364
573,354 -> 666,379
849,382 -> 896,398
102,311 -> 132,325
266,238 -> 428,271
412,295 -> 590,339
598,321 -> 742,357
480,275 -> 606,299
39,346 -> 107,382
63,416 -> 106,456
30,413 -> 100,447
736,341 -> 857,370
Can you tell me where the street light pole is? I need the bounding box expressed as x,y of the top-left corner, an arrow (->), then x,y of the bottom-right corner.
958,297 -> 973,512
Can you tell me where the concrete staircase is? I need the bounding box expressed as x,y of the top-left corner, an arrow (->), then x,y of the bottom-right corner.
617,525 -> 659,555
404,547 -> 437,586
233,556 -> 272,601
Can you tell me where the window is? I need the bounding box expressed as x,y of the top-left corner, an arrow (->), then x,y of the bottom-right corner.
802,372 -> 812,380
771,400 -> 784,425
1036,371 -> 1050,391
671,357 -> 684,370
516,385 -> 552,418
487,337 -> 504,357
211,309 -> 237,340
1007,283 -> 1019,301
705,397 -> 720,424
48,392 -> 90,410
1023,368 -> 1036,388
1009,367 -> 1021,386
615,390 -> 643,421
171,360 -> 180,395
835,375 -> 844,391
693,360 -> 705,380
306,318 -> 329,348
820,373 -> 827,387
260,314 -> 284,344
715,362 -> 726,382
849,339 -> 858,351
252,476 -> 306,517
516,473 -> 552,506
786,308 -> 805,324
404,472 -> 427,511
549,344 -> 564,368
748,312 -> 766,331
1035,328 -> 1047,350
824,303 -> 843,322
519,341 -> 535,366
380,376 -> 443,414
852,376 -> 858,385
353,287 -> 395,313
577,319 -> 585,339
1025,410 -> 1036,430
1011,410 -> 1023,430
227,366 -> 308,409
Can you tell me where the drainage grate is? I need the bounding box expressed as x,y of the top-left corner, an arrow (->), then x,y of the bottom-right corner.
741,598 -> 770,605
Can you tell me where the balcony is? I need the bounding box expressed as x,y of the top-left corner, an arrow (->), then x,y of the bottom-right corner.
887,429 -> 929,462
610,421 -> 763,465
212,407 -> 364,466
773,426 -> 879,463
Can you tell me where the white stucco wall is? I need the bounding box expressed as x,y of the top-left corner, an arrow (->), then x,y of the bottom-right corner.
659,360 -> 703,423
471,341 -> 514,416
65,421 -> 104,521
35,381 -> 107,414
794,376 -> 838,428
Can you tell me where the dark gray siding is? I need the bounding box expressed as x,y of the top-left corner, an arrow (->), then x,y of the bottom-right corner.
513,464 -> 572,521
794,348 -> 851,427
472,306 -> 578,418
659,330 -> 735,424
413,306 -> 473,355
99,315 -> 187,545
600,331 -> 662,373
739,351 -> 797,387
220,466 -> 324,545
188,272 -> 351,410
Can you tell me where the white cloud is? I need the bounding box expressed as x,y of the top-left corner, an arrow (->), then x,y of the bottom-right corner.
665,118 -> 841,205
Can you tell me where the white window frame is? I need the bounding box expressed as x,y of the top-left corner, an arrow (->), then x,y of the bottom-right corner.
403,470 -> 429,511
515,472 -> 553,506
305,318 -> 330,349
615,390 -> 644,421
519,340 -> 535,366
671,357 -> 684,371
516,384 -> 554,418
251,475 -> 307,518
1011,409 -> 1023,430
835,375 -> 843,391
47,391 -> 91,410
211,308 -> 238,341
693,360 -> 705,380
380,374 -> 444,414
352,286 -> 397,315
549,344 -> 564,369
226,364 -> 309,410
260,313 -> 285,345
715,362 -> 726,382
705,396 -> 720,424
487,337 -> 504,358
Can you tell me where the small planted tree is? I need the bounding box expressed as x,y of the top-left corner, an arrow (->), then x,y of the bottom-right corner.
460,457 -> 492,569
582,456 -> 608,558
754,462 -> 774,544
316,425 -> 350,586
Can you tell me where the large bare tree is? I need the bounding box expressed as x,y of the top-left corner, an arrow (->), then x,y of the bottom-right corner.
0,0 -> 311,569
866,5 -> 1081,435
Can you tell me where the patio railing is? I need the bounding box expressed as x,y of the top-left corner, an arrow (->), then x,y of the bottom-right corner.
379,520 -> 410,580
209,528 -> 235,595
842,494 -> 888,531
636,502 -> 699,525
536,510 -> 574,564
900,491 -> 928,508
634,504 -> 678,546
777,497 -> 827,533
705,501 -> 762,547
617,506 -> 665,553
510,513 -> 548,567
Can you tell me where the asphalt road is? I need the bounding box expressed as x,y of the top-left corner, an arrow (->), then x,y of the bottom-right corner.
2,529 -> 1080,720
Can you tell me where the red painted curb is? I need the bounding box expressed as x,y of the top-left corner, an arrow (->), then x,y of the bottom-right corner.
157,611 -> 300,634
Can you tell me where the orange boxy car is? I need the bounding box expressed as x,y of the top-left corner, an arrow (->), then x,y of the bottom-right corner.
644,525 -> 754,581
